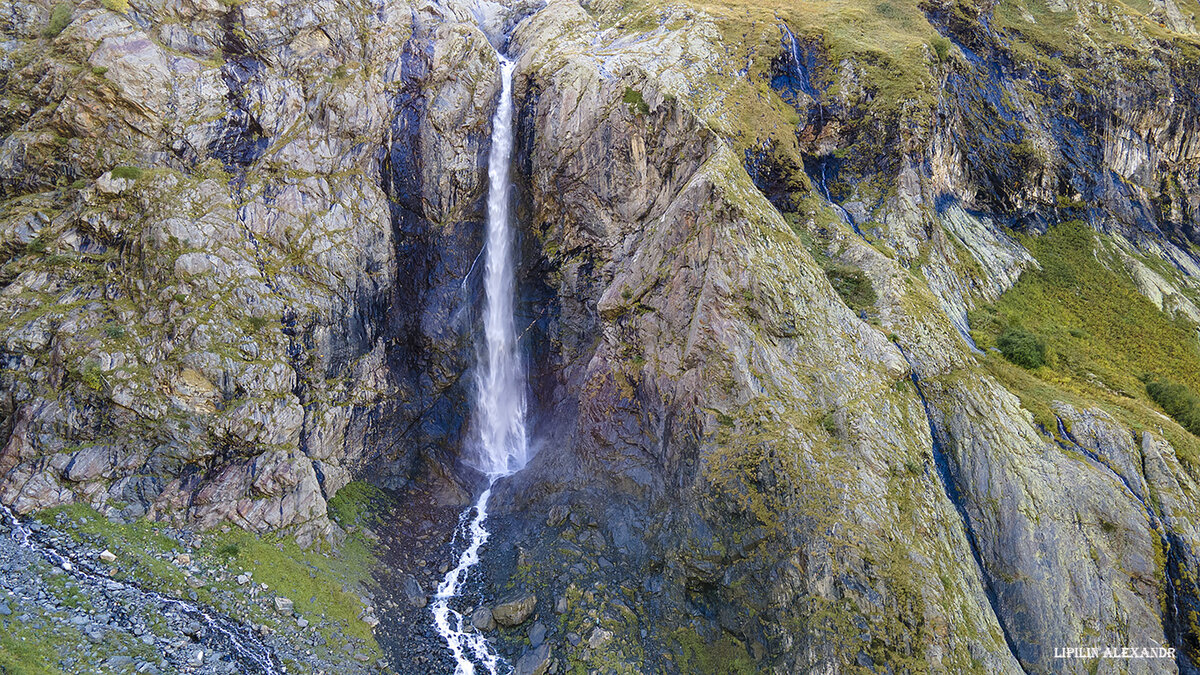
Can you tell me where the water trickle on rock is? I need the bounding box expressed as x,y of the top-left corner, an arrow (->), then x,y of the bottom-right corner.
431,54 -> 527,675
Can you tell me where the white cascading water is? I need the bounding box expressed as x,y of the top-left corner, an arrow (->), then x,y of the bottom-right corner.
431,55 -> 528,675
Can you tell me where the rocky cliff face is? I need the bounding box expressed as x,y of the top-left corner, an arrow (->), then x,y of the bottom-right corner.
4,0 -> 1200,673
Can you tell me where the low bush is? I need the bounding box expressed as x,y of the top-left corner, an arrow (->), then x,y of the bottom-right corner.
110,165 -> 143,180
997,327 -> 1046,369
825,265 -> 877,313
43,4 -> 72,38
1146,376 -> 1200,437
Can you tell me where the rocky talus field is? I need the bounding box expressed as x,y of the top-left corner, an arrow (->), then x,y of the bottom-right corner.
4,0 -> 1200,672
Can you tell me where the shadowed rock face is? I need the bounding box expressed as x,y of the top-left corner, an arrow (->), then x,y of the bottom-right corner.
4,0 -> 1200,672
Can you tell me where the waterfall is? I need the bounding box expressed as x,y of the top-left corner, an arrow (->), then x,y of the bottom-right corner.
475,57 -> 528,478
431,55 -> 527,675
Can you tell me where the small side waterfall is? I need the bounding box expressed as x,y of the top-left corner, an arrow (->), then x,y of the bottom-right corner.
431,55 -> 528,675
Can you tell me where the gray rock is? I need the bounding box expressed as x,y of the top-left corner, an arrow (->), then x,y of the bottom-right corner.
471,606 -> 495,632
587,627 -> 612,649
274,597 -> 294,616
529,621 -> 546,647
492,593 -> 536,627
401,575 -> 426,608
514,643 -> 551,675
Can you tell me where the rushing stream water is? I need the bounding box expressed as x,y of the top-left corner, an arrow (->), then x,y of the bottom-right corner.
431,54 -> 528,675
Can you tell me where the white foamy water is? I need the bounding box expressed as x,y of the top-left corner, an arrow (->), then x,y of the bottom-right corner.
474,57 -> 528,478
431,55 -> 528,675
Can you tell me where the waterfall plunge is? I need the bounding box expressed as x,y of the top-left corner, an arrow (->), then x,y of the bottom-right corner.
431,56 -> 527,675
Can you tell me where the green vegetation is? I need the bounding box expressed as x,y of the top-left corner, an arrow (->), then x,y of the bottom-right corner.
971,221 -> 1200,397
970,221 -> 1200,461
110,166 -> 143,180
42,3 -> 72,38
101,0 -> 130,13
0,621 -> 63,675
77,360 -> 104,390
825,265 -> 877,314
34,497 -> 384,664
931,36 -> 951,63
670,628 -> 757,674
622,87 -> 650,115
1145,376 -> 1200,437
996,326 -> 1046,369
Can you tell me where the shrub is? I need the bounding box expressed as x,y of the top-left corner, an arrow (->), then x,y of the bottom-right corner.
79,361 -> 104,390
932,36 -> 951,62
216,542 -> 241,558
1010,139 -> 1047,172
1146,377 -> 1200,437
43,3 -> 72,38
825,265 -> 877,313
622,87 -> 650,115
997,327 -> 1046,369
101,0 -> 130,13
111,165 -> 143,180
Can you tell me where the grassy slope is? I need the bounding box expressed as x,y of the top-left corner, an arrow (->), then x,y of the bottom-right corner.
969,221 -> 1200,464
24,482 -> 388,672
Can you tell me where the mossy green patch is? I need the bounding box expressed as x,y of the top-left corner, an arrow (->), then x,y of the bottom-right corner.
825,264 -> 878,314
670,627 -> 758,674
0,619 -> 65,675
42,4 -> 73,38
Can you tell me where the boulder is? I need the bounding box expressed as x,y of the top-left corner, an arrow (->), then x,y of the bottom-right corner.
513,643 -> 550,675
492,593 -> 536,627
274,597 -> 294,616
401,575 -> 426,608
471,606 -> 495,632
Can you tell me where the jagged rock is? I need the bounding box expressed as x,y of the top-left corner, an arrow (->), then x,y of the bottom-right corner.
94,172 -> 131,196
400,575 -> 425,608
529,621 -> 546,647
545,505 -> 569,528
274,597 -> 294,616
492,593 -> 536,627
586,627 -> 612,649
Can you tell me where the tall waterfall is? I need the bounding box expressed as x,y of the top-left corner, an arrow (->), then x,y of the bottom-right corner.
431,56 -> 527,675
475,56 -> 528,477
